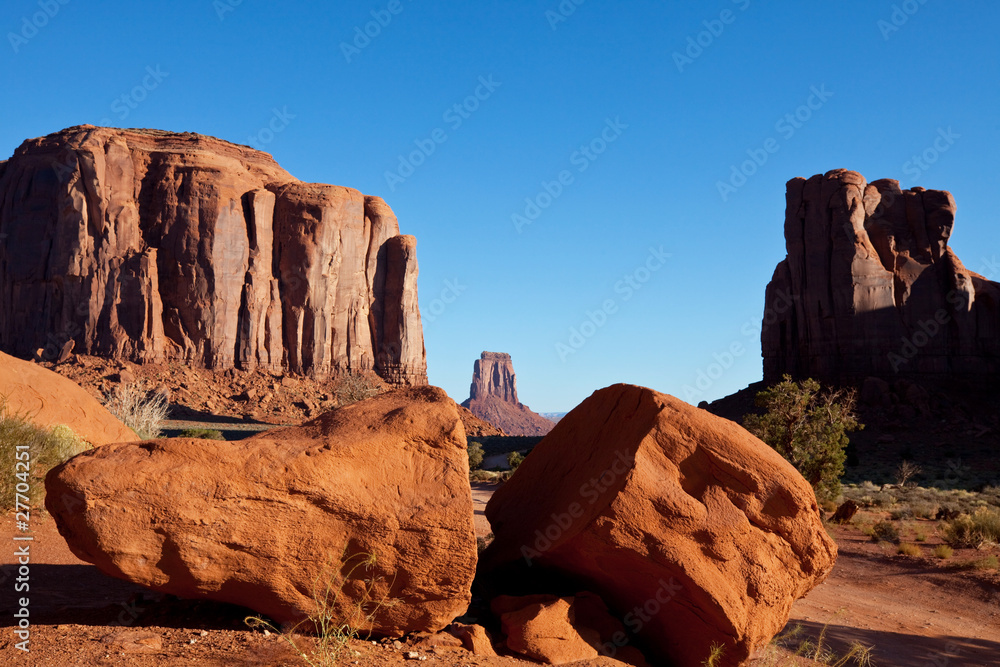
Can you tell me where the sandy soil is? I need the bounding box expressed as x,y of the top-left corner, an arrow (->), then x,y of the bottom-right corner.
3,493 -> 999,666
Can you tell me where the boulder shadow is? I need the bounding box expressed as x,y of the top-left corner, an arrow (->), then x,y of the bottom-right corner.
0,564 -> 258,631
774,619 -> 1000,667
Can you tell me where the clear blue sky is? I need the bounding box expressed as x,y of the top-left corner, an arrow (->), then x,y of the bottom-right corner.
3,0 -> 998,412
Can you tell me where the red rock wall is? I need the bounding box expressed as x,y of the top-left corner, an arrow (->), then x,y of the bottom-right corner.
763,169 -> 1000,383
0,126 -> 427,384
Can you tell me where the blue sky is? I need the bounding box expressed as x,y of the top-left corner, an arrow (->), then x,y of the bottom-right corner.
3,0 -> 998,412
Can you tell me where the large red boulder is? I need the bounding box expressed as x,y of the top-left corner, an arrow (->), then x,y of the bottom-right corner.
0,350 -> 135,444
45,386 -> 476,635
480,384 -> 836,666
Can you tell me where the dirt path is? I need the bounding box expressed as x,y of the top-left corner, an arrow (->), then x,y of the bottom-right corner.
783,526 -> 1000,666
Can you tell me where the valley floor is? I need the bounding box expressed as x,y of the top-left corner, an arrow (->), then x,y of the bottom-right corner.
2,496 -> 998,666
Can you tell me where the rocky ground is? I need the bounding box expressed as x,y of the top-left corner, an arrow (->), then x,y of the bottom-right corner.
43,355 -> 501,438
3,494 -> 998,666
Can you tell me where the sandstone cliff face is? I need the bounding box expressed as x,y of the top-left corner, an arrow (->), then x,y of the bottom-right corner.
763,169 -> 999,383
0,126 -> 426,384
461,352 -> 553,436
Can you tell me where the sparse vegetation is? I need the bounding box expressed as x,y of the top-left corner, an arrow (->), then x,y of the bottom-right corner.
467,441 -> 484,471
702,642 -> 725,666
178,427 -> 225,440
941,508 -> 1000,549
743,375 -> 862,501
933,544 -> 953,559
245,549 -> 395,666
470,469 -> 503,482
841,483 -> 1000,517
959,555 -> 999,571
895,460 -> 922,487
897,542 -> 921,556
870,520 -> 900,544
103,382 -> 168,439
1,396 -> 92,510
332,372 -> 382,407
769,618 -> 874,666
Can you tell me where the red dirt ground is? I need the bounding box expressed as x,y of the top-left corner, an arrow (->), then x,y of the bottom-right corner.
4,494 -> 998,666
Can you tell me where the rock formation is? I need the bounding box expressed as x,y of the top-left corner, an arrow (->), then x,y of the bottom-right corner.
491,593 -> 649,666
480,384 -> 836,667
460,352 -> 553,436
45,386 -> 476,636
762,169 -> 1000,384
0,350 -> 136,445
0,126 -> 427,385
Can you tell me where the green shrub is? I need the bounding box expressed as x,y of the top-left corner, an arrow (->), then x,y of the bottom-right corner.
103,382 -> 168,439
942,508 -> 1000,549
507,450 -> 525,470
1,397 -> 92,511
870,520 -> 900,544
743,375 -> 862,501
178,428 -> 225,441
467,441 -> 484,471
933,544 -> 953,559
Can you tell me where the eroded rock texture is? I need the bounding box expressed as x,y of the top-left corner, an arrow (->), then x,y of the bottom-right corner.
480,384 -> 835,667
763,169 -> 999,383
45,386 -> 475,635
461,351 -> 553,436
0,126 -> 427,384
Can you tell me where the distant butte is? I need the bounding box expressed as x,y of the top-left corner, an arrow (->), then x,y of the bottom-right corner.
460,352 -> 554,436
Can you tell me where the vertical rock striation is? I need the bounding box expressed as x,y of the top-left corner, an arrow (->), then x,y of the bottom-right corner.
762,169 -> 999,384
0,126 -> 427,384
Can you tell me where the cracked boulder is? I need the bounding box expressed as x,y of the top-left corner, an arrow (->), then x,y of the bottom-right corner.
45,386 -> 476,636
479,384 -> 836,666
